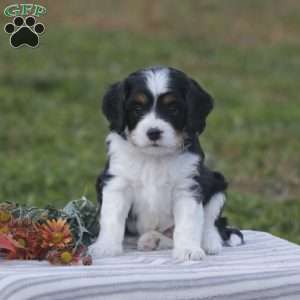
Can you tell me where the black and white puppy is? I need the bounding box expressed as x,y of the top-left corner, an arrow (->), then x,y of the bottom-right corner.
89,66 -> 243,261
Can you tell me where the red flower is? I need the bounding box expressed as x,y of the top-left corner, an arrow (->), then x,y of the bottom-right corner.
0,233 -> 23,256
6,218 -> 44,260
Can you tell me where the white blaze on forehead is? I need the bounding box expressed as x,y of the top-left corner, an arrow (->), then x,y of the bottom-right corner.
144,68 -> 169,99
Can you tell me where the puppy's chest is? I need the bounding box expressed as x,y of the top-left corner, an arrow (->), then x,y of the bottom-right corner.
130,160 -> 175,233
108,135 -> 200,234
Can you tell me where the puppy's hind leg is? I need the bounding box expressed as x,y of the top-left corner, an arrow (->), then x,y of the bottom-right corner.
137,231 -> 173,251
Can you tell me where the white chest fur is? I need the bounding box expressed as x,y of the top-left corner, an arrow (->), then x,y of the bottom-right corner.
106,133 -> 200,234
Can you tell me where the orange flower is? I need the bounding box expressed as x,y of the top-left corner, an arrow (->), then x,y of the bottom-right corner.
40,218 -> 73,249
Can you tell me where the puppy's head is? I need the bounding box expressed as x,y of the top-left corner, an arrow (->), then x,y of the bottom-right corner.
102,66 -> 213,155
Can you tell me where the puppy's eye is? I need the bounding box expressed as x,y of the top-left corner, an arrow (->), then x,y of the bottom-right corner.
167,104 -> 179,115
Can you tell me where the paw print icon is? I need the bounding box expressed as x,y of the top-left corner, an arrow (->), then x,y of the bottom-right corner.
4,16 -> 45,48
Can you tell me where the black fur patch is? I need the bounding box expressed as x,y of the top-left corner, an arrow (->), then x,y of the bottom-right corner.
102,82 -> 126,133
95,161 -> 113,205
167,67 -> 214,134
215,217 -> 245,244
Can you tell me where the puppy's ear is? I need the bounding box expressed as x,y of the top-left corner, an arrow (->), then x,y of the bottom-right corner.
186,79 -> 214,134
102,81 -> 126,133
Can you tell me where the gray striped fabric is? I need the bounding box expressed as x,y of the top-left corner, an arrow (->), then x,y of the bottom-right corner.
1,230 -> 300,300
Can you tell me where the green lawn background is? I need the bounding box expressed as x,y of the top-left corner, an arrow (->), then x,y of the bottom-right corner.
0,1 -> 299,243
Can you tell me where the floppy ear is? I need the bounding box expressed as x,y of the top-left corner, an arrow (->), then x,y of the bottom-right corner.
186,79 -> 214,134
102,81 -> 126,133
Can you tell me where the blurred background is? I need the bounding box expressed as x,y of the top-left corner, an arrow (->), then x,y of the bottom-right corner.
0,1 -> 299,243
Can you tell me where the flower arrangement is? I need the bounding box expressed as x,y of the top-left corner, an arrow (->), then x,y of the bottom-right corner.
0,197 -> 99,265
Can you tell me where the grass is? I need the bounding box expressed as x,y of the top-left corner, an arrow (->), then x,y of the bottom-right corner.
0,1 -> 299,243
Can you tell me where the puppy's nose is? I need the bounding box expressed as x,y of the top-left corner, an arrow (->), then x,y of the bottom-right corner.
147,128 -> 162,141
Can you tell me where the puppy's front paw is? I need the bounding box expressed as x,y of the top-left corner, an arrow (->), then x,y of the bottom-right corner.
173,246 -> 205,261
88,242 -> 122,259
202,231 -> 223,255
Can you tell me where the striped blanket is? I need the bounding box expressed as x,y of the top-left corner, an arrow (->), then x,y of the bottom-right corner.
1,230 -> 300,300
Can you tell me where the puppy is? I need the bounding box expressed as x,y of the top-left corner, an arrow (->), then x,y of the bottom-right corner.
89,66 -> 243,261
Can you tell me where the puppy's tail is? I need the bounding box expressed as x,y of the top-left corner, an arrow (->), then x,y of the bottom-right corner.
215,216 -> 245,246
